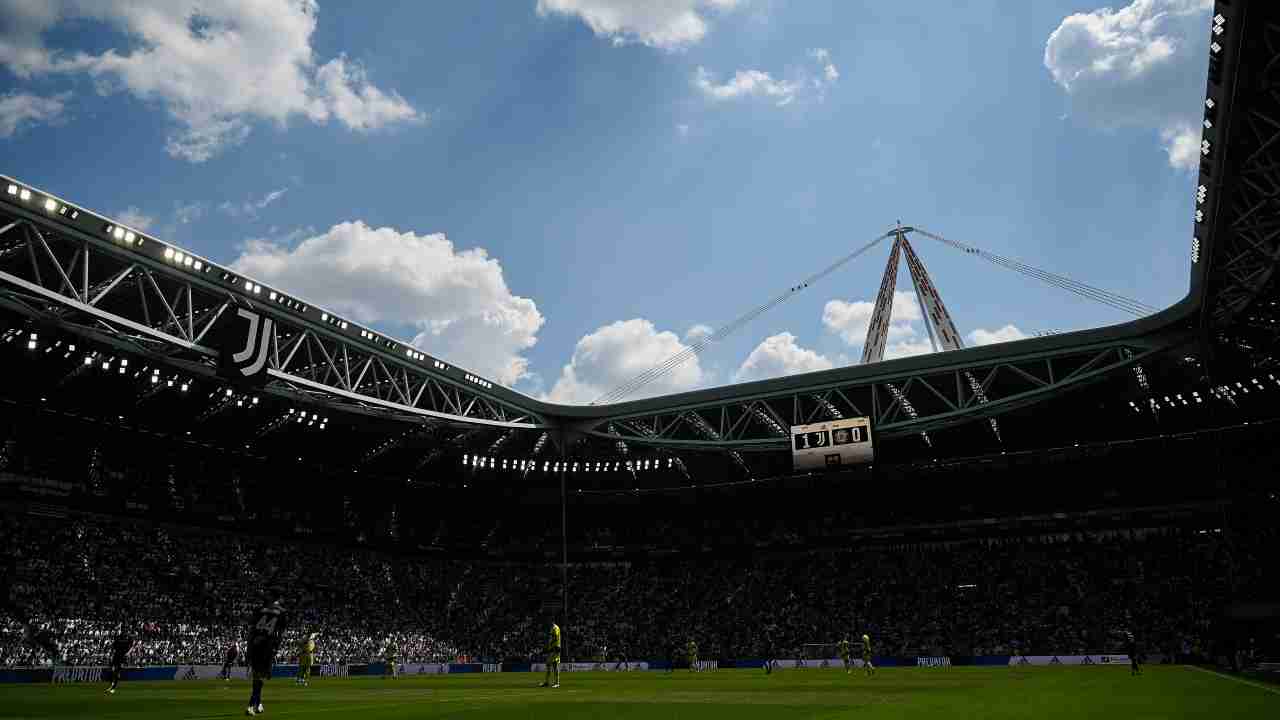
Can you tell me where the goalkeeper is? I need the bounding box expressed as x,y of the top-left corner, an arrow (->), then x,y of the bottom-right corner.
295,633 -> 316,686
539,622 -> 561,688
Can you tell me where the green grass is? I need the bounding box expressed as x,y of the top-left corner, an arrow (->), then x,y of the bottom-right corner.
3,666 -> 1277,719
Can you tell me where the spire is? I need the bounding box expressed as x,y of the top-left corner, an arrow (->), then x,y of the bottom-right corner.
862,226 -> 965,362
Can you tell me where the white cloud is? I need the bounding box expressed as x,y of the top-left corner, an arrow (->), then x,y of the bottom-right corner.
230,221 -> 544,386
684,323 -> 713,342
882,336 -> 935,360
696,47 -> 838,107
695,67 -> 798,105
821,291 -> 920,347
1160,123 -> 1201,171
967,324 -> 1029,346
174,201 -> 205,224
315,54 -> 421,131
733,332 -> 833,383
0,1 -> 423,162
546,318 -> 706,404
536,0 -> 741,50
0,91 -> 67,137
115,206 -> 154,232
220,188 -> 288,218
1044,0 -> 1212,171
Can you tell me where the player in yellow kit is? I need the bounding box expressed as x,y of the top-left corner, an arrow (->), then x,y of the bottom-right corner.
861,634 -> 875,676
295,633 -> 316,687
838,638 -> 852,674
540,622 -> 561,688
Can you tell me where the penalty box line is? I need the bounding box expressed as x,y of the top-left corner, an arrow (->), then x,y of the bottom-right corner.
1186,664 -> 1280,697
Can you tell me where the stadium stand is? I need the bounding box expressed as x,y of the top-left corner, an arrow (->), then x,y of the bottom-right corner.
1,502 -> 1274,668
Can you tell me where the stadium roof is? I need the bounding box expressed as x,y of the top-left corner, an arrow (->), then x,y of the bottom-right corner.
0,0 -> 1277,487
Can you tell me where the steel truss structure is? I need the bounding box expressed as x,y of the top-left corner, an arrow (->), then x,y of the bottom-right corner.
0,203 -> 546,431
0,2 -> 1271,470
1202,4 -> 1280,367
583,333 -> 1191,450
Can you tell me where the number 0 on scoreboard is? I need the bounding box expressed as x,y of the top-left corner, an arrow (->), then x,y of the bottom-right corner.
790,416 -> 873,470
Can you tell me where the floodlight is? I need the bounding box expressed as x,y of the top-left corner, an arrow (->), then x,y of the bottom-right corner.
163,248 -> 174,260
5,184 -> 15,195
113,227 -> 125,240
125,231 -> 135,243
180,383 -> 188,392
225,389 -> 232,397
193,260 -> 202,270
183,256 -> 193,267
43,198 -> 56,212
19,189 -> 30,201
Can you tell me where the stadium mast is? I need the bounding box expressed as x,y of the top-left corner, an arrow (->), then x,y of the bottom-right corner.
862,223 -> 966,363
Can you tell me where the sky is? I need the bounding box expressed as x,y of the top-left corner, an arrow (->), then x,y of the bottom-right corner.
0,0 -> 1213,404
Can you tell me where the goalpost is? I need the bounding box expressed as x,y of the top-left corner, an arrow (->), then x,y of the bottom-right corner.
801,643 -> 843,668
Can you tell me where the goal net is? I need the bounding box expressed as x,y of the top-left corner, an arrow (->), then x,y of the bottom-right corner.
800,643 -> 842,667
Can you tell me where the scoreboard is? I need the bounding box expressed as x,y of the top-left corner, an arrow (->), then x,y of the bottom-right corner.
790,416 -> 874,471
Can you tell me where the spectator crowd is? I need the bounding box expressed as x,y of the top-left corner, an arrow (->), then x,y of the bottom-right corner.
0,512 -> 1273,667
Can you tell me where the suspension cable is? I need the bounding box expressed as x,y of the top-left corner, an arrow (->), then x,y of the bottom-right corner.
592,231 -> 895,405
910,227 -> 1157,316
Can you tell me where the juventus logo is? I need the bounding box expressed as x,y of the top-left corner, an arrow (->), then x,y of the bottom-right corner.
230,308 -> 273,378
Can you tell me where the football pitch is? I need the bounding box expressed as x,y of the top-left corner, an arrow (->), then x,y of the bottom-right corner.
3,666 -> 1278,719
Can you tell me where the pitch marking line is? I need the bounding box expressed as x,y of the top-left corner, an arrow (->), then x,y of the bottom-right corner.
1186,665 -> 1280,696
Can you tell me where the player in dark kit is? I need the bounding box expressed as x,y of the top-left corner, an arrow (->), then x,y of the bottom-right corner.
1125,632 -> 1142,676
245,600 -> 287,716
105,633 -> 133,695
221,642 -> 240,682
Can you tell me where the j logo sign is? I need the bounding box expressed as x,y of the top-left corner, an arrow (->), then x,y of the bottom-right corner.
231,308 -> 273,378
215,306 -> 273,382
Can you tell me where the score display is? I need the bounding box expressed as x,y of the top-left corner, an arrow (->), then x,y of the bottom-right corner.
790,416 -> 873,471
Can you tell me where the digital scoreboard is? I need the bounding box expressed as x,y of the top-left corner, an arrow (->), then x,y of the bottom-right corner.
790,416 -> 873,471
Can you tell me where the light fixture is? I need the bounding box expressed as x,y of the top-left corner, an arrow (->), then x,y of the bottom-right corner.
193,260 -> 203,270
164,248 -> 174,260
19,188 -> 30,201
125,231 -> 135,244
113,227 -> 125,240
5,184 -> 15,195
43,198 -> 57,212
183,256 -> 193,267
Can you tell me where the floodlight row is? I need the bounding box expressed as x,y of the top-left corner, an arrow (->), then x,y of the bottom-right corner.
461,454 -> 676,473
4,177 -> 493,392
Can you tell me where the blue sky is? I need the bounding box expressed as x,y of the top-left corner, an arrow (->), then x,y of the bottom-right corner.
0,0 -> 1212,403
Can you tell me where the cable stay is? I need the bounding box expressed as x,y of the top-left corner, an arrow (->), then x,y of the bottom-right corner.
591,230 -> 895,405
910,227 -> 1157,316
